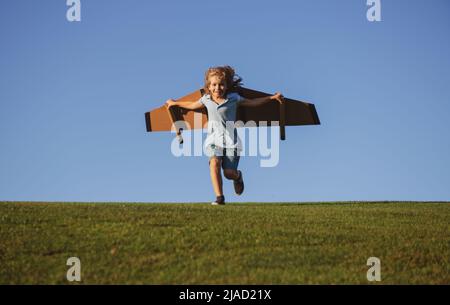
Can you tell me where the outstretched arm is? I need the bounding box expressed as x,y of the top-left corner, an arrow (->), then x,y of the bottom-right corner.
239,92 -> 284,107
165,99 -> 205,110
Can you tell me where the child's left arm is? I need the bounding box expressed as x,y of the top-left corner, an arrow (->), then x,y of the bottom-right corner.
239,92 -> 283,107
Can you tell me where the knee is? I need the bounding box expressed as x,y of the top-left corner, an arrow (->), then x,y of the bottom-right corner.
209,158 -> 221,171
224,169 -> 237,180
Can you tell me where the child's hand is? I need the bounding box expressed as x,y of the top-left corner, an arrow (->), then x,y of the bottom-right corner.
270,92 -> 284,102
165,99 -> 177,108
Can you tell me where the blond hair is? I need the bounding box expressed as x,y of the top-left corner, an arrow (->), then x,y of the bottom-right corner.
203,65 -> 243,95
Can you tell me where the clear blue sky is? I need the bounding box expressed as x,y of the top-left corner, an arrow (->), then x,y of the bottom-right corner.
1,0 -> 449,202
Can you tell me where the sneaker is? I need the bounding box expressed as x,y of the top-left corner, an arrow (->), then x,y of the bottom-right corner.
233,170 -> 244,195
211,195 -> 225,205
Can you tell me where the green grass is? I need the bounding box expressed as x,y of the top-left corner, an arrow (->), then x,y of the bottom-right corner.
0,201 -> 449,284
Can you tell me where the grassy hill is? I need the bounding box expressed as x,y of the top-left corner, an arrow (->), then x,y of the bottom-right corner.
0,201 -> 448,284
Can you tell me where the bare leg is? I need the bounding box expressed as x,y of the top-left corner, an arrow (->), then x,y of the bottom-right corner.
223,169 -> 239,180
209,157 -> 223,196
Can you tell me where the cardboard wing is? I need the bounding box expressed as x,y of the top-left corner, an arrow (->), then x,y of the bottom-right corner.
145,87 -> 320,141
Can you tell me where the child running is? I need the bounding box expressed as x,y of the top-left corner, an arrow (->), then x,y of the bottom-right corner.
166,66 -> 283,205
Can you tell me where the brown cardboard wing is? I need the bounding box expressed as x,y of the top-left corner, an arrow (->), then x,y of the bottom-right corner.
144,87 -> 320,141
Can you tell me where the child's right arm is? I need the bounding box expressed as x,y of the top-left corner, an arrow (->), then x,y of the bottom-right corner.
166,99 -> 204,110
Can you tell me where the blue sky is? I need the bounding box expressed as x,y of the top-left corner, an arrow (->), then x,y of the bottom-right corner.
1,0 -> 449,202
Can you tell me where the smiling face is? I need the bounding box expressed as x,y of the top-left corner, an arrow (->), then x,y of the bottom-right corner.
208,75 -> 227,100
